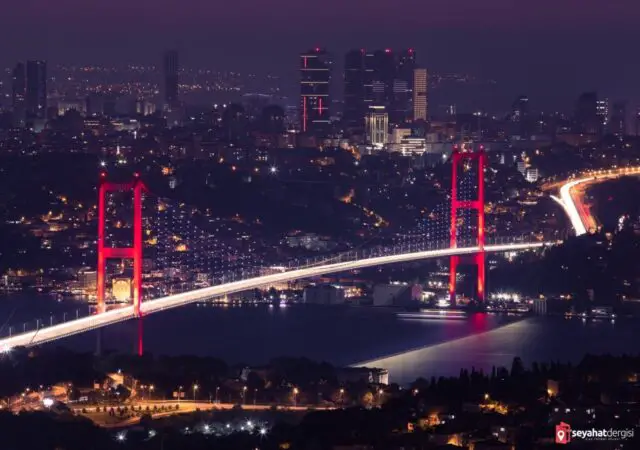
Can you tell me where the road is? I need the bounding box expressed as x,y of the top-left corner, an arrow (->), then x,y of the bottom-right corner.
74,401 -> 335,428
0,241 -> 551,350
551,166 -> 640,236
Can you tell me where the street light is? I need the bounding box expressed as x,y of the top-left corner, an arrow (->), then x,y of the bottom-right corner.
293,387 -> 299,407
178,386 -> 183,403
192,384 -> 199,402
242,386 -> 247,404
149,385 -> 154,400
254,388 -> 258,405
215,386 -> 220,403
339,388 -> 345,406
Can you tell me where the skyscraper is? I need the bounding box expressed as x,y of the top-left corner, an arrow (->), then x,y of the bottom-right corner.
596,98 -> 609,127
25,60 -> 47,121
412,68 -> 428,122
12,63 -> 26,125
368,49 -> 395,109
609,101 -> 627,136
343,49 -> 417,129
511,95 -> 530,137
300,48 -> 332,134
163,49 -> 179,108
574,92 -> 600,135
343,49 -> 368,129
391,49 -> 415,124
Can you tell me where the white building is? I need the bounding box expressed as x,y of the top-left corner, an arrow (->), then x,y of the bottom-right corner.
365,106 -> 389,148
525,167 -> 539,183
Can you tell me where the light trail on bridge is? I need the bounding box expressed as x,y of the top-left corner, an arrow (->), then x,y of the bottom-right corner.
551,166 -> 640,236
0,242 -> 551,350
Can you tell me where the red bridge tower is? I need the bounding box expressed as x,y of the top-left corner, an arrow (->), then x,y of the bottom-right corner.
449,147 -> 486,306
97,172 -> 147,354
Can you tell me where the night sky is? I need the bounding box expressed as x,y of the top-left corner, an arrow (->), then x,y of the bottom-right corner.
2,0 -> 639,109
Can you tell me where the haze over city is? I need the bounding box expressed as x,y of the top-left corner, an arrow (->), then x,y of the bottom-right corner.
2,0 -> 640,109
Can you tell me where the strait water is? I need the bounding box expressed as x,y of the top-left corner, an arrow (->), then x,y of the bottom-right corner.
1,294 -> 637,385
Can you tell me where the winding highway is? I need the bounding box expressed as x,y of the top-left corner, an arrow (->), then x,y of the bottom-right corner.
550,166 -> 640,236
0,241 -> 551,351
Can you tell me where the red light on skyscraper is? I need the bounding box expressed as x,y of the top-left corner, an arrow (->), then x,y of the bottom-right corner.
385,49 -> 391,53
408,48 -> 414,53
315,47 -> 320,52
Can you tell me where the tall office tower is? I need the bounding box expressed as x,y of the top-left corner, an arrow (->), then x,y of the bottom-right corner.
511,95 -> 530,137
344,48 -> 418,129
412,68 -> 428,122
163,49 -> 179,108
390,49 -> 415,124
596,98 -> 609,127
344,49 -> 368,129
609,101 -> 627,136
574,92 -> 600,135
365,106 -> 389,148
636,106 -> 640,136
368,49 -> 395,109
300,48 -> 332,134
12,63 -> 26,125
25,60 -> 47,121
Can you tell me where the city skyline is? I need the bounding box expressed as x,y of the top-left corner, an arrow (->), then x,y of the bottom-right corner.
1,1 -> 639,109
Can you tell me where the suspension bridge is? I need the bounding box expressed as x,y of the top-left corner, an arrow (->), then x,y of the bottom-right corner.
0,148 -> 556,352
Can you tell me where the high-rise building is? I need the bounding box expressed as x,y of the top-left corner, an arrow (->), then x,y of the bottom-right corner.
368,49 -> 396,109
609,101 -> 627,136
163,49 -> 179,108
11,63 -> 26,125
343,48 -> 417,129
574,92 -> 600,135
412,68 -> 428,122
511,95 -> 530,137
300,48 -> 332,134
635,106 -> 640,136
343,49 -> 368,129
391,49 -> 415,124
25,60 -> 47,121
365,106 -> 388,148
596,98 -> 609,127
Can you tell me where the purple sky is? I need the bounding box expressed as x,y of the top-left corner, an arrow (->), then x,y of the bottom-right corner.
2,0 -> 639,109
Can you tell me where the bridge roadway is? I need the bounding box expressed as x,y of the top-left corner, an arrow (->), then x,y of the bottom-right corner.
0,242 -> 550,350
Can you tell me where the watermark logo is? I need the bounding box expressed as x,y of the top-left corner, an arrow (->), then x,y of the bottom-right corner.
555,422 -> 635,444
556,422 -> 571,444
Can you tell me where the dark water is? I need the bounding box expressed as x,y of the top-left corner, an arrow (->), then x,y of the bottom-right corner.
1,294 -> 637,385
